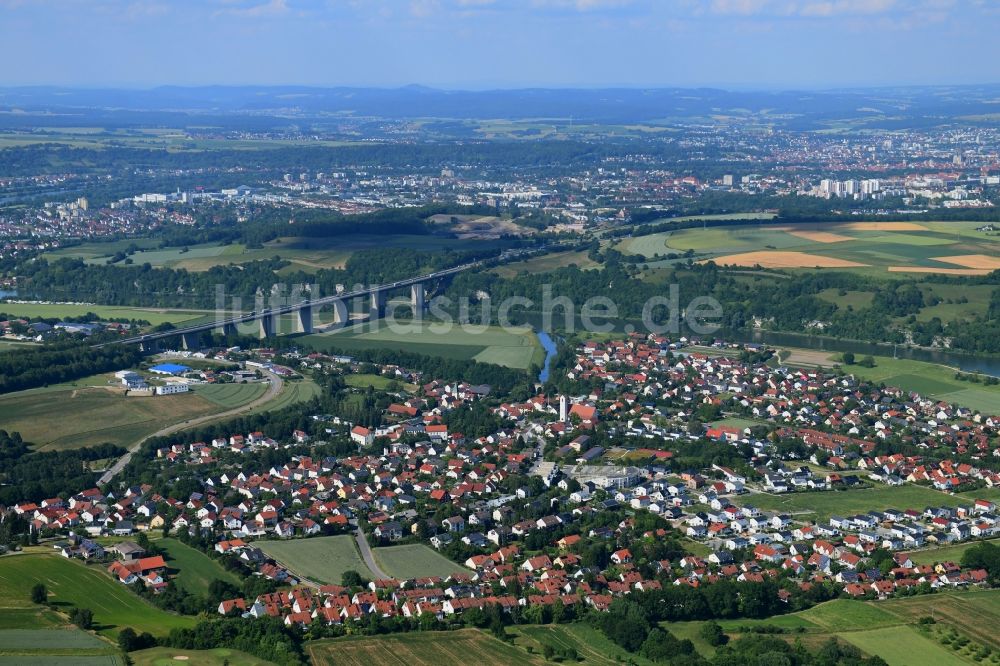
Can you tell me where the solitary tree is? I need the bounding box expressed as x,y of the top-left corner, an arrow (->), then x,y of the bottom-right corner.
30,583 -> 47,605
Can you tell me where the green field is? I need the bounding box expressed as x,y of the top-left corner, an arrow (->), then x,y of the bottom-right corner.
0,627 -> 122,664
302,323 -> 543,370
256,536 -> 373,585
614,221 -> 1000,279
307,628 -> 547,666
156,538 -> 240,595
673,592 -> 1000,664
738,484 -> 972,522
492,250 -> 600,278
0,554 -> 195,638
129,647 -> 273,666
371,544 -> 466,580
511,623 -> 656,665
841,626 -> 965,666
0,302 -> 211,326
46,234 -> 515,274
194,382 -> 268,408
836,355 -> 1000,414
0,377 -> 269,451
255,377 -> 321,412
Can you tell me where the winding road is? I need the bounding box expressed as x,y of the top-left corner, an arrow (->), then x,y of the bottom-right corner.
353,523 -> 390,580
97,369 -> 284,485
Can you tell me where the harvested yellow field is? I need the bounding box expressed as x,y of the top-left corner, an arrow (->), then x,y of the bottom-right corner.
888,266 -> 991,275
788,230 -> 853,243
707,251 -> 867,269
840,222 -> 927,231
930,254 -> 1000,270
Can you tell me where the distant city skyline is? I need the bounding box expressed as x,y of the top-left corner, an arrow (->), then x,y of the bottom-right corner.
1,0 -> 998,89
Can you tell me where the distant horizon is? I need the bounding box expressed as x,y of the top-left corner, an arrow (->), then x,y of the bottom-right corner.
2,1 -> 999,90
2,81 -> 999,93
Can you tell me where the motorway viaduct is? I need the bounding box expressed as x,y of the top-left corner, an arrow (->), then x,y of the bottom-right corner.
93,263 -> 471,351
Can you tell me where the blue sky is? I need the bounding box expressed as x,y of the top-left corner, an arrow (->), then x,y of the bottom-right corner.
1,0 -> 997,88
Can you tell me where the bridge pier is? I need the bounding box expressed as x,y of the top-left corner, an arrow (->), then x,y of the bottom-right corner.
139,340 -> 160,353
331,299 -> 347,326
411,283 -> 425,318
370,289 -> 387,320
181,332 -> 201,351
295,304 -> 313,334
258,313 -> 276,339
215,321 -> 238,337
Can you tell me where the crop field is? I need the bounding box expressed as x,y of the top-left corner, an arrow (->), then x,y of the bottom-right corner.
307,628 -> 546,666
156,538 -> 240,595
616,221 -> 1000,277
371,544 -> 466,580
302,323 -> 542,369
0,302 -> 210,326
0,380 -> 267,450
737,484 -> 971,521
257,536 -> 373,584
0,554 -> 195,638
129,647 -> 272,666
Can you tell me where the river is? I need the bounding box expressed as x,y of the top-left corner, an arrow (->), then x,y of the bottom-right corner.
536,330 -> 558,383
730,329 -> 1000,378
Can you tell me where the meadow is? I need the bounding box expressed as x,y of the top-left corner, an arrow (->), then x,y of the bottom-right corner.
301,323 -> 544,370
737,484 -> 973,521
45,234 -> 516,275
257,536 -> 373,585
668,591 -> 1000,664
129,647 -> 272,666
0,554 -> 195,638
155,538 -> 240,595
0,302 -> 211,326
370,544 -> 466,580
307,628 -> 546,666
492,250 -> 600,278
0,379 -> 272,450
834,355 -> 1000,414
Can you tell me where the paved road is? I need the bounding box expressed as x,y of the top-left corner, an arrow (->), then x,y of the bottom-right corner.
97,370 -> 284,485
354,524 -> 390,580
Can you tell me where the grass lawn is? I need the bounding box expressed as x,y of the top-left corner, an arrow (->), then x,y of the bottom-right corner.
194,382 -> 268,408
129,647 -> 273,666
343,373 -> 416,391
738,484 -> 971,522
307,628 -> 545,666
257,377 -> 321,413
302,323 -> 542,370
257,536 -> 374,585
0,554 -> 195,638
155,538 -> 240,595
908,538 -> 1000,566
0,378 -> 267,451
841,626 -> 967,666
371,544 -> 466,580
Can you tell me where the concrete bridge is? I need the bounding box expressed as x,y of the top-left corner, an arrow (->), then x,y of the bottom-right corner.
94,262 -> 475,351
